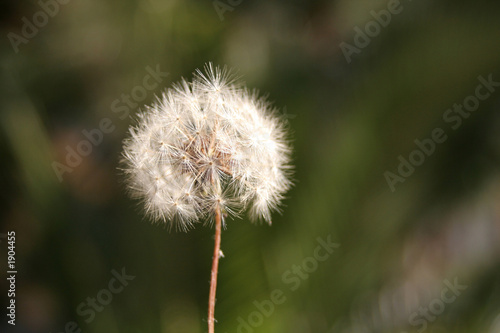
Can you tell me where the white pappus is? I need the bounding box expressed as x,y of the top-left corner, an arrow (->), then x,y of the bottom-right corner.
122,63 -> 293,230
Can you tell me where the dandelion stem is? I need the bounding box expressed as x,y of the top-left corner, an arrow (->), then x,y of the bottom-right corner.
208,206 -> 222,333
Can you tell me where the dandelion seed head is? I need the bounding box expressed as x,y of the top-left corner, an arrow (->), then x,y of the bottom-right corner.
122,63 -> 293,230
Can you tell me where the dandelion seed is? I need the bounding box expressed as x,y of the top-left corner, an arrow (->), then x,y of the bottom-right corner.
122,64 -> 292,228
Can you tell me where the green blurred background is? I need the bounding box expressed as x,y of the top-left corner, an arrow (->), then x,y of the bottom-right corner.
1,0 -> 500,332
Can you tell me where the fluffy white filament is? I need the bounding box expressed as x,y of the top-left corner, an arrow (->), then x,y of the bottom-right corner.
122,64 -> 292,230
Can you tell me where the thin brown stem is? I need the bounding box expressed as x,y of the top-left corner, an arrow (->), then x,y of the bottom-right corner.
208,206 -> 222,333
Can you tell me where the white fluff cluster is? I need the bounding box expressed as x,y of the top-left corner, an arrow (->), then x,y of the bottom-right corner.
122,64 -> 292,230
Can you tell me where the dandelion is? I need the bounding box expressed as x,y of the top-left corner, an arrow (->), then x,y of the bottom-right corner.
121,63 -> 293,333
